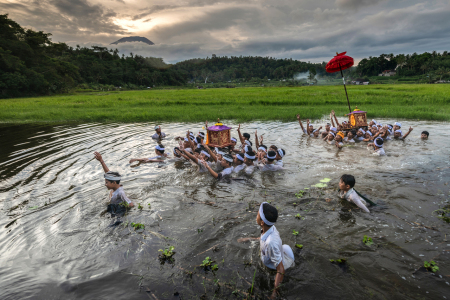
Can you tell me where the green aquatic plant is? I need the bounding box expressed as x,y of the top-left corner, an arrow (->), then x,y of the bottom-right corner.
432,206 -> 450,223
138,203 -> 143,210
295,213 -> 304,220
330,258 -> 347,264
363,235 -> 374,246
28,206 -> 39,210
295,244 -> 303,249
147,203 -> 151,209
292,230 -> 299,236
295,190 -> 304,198
313,183 -> 328,188
158,246 -> 175,260
200,256 -> 215,268
131,222 -> 145,230
211,264 -> 219,271
320,178 -> 331,183
424,260 -> 439,273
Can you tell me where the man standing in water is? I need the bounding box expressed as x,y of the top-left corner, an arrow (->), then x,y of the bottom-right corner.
238,202 -> 295,299
94,152 -> 134,217
152,125 -> 166,140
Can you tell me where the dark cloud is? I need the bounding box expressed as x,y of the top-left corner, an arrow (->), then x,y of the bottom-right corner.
1,0 -> 450,64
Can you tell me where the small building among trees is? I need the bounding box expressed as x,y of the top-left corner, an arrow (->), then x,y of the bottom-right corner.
378,70 -> 396,76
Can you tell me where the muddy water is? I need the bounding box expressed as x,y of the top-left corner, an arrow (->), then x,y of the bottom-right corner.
0,120 -> 449,300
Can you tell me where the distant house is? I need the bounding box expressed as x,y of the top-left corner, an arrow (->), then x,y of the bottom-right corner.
435,80 -> 449,84
378,70 -> 396,76
352,78 -> 369,85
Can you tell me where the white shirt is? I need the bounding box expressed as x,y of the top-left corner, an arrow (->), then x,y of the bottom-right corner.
259,163 -> 283,171
338,188 -> 370,213
260,226 -> 294,270
147,155 -> 164,160
197,161 -> 212,172
152,132 -> 166,139
357,136 -> 364,141
344,137 -> 355,143
110,186 -> 131,205
218,166 -> 234,179
245,165 -> 255,174
275,160 -> 283,167
233,164 -> 246,173
373,148 -> 386,156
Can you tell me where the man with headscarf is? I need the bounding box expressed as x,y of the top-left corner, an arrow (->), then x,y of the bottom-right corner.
152,125 -> 166,140
238,202 -> 295,299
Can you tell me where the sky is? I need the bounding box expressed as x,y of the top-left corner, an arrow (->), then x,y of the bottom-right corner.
2,0 -> 450,63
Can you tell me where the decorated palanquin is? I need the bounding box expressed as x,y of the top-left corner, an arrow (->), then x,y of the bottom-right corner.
342,106 -> 368,130
206,119 -> 232,147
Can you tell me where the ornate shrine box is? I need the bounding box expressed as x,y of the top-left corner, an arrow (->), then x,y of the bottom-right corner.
346,107 -> 368,129
206,119 -> 232,147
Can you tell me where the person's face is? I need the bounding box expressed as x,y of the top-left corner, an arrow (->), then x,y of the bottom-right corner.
275,153 -> 281,160
231,140 -> 236,146
339,179 -> 349,191
336,135 -> 343,142
325,124 -> 330,130
221,160 -> 231,168
309,125 -> 314,131
217,153 -> 223,160
155,128 -> 161,134
369,121 -> 375,126
357,131 -> 363,137
371,128 -> 377,135
313,131 -> 320,137
256,211 -> 263,227
393,125 -> 399,131
105,179 -> 116,190
327,134 -> 334,141
365,132 -> 371,139
347,132 -> 354,139
183,141 -> 190,148
421,133 -> 428,139
337,125 -> 342,131
394,131 -> 402,138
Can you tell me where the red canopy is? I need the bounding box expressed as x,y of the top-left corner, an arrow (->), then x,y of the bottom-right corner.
326,52 -> 354,73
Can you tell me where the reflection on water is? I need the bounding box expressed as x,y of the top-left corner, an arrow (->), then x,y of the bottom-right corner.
0,120 -> 449,300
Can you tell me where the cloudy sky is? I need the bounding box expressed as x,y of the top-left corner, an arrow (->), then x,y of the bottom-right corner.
2,0 -> 450,63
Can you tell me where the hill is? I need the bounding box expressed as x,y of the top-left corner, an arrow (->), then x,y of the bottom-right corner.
111,36 -> 154,45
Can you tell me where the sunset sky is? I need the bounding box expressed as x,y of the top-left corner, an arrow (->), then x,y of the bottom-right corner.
1,0 -> 450,63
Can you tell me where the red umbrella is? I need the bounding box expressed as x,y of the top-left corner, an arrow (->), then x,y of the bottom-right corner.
326,52 -> 354,113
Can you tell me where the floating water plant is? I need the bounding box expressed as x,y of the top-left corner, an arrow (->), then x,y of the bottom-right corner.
292,230 -> 299,236
329,258 -> 347,264
432,206 -> 450,223
363,235 -> 374,246
211,264 -> 219,271
295,190 -> 304,198
158,246 -> 175,261
424,260 -> 439,273
295,214 -> 304,220
138,203 -> 143,210
28,206 -> 39,210
295,244 -> 303,249
320,178 -> 331,183
148,203 -> 151,209
200,257 -> 215,269
313,183 -> 328,188
131,222 -> 145,230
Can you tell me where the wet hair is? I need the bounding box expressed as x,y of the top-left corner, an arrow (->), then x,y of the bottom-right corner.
222,154 -> 233,166
106,171 -> 121,184
194,148 -> 202,154
350,130 -> 357,136
243,133 -> 251,139
259,144 -> 267,150
245,145 -> 253,153
246,150 -> 256,160
196,137 -> 202,144
270,145 -> 278,151
173,147 -> 181,157
262,203 -> 278,226
267,150 -> 276,162
421,131 -> 429,137
340,174 -> 355,188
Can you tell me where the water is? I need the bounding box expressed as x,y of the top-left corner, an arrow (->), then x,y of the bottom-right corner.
0,120 -> 449,300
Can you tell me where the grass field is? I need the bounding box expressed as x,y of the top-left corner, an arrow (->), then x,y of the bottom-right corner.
1,84 -> 450,123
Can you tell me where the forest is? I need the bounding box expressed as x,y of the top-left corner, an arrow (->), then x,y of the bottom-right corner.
1,14 -> 450,98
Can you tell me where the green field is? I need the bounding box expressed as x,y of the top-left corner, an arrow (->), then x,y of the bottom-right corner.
1,85 -> 450,123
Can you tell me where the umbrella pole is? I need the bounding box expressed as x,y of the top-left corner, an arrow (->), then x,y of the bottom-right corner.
339,64 -> 351,113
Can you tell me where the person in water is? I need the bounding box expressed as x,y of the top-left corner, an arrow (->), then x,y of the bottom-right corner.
201,154 -> 234,179
259,150 -> 283,171
338,174 -> 370,213
421,131 -> 429,140
243,150 -> 257,174
94,152 -> 134,218
238,202 -> 295,299
233,152 -> 246,173
152,125 -> 166,140
367,137 -> 386,156
129,145 -> 166,164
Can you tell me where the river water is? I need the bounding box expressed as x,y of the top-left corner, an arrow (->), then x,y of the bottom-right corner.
0,120 -> 449,300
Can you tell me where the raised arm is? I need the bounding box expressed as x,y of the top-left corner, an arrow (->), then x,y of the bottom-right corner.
402,127 -> 413,139
94,152 -> 110,173
332,110 -> 340,126
186,131 -> 196,150
330,112 -> 336,128
175,149 -> 190,160
255,130 -> 260,149
296,114 -> 305,133
201,140 -> 218,162
306,119 -> 311,135
237,124 -> 245,145
202,160 -> 219,178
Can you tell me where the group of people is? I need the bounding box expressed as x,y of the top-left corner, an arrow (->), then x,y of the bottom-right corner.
92,115 -> 427,299
297,111 -> 429,156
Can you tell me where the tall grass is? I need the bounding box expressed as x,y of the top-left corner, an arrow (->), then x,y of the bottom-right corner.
1,85 -> 450,123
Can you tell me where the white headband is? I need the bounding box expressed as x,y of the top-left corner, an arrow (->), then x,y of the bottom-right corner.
258,147 -> 267,152
244,145 -> 250,152
198,132 -> 205,138
312,129 -> 318,133
358,128 -> 365,134
155,145 -> 165,151
395,122 -> 402,127
366,131 -> 372,136
215,147 -> 226,155
374,137 -> 383,148
259,202 -> 275,226
267,152 -> 276,159
388,125 -> 393,129
329,132 -> 336,137
197,144 -> 202,149
201,150 -> 210,157
277,149 -> 284,158
231,137 -> 237,142
331,127 -> 337,132
223,155 -> 233,163
245,140 -> 252,146
154,125 -> 161,130
236,153 -> 244,161
372,119 -> 377,123
395,129 -> 402,134
104,172 -> 121,181
245,152 -> 255,160
372,125 -> 377,129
